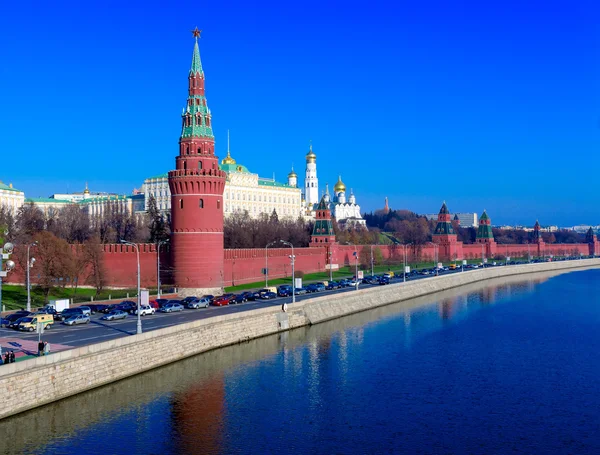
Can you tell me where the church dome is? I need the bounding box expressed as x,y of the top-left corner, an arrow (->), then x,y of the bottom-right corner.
288,167 -> 297,178
306,144 -> 316,163
221,151 -> 236,165
334,175 -> 346,193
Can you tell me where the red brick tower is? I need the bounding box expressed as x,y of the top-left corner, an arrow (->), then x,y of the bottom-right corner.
168,29 -> 226,295
586,227 -> 598,257
432,202 -> 462,261
476,210 -> 497,256
310,195 -> 337,246
533,220 -> 545,257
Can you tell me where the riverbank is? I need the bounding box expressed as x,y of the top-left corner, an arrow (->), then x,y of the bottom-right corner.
0,258 -> 598,420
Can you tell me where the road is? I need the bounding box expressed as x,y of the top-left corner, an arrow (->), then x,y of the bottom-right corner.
0,260 -> 580,352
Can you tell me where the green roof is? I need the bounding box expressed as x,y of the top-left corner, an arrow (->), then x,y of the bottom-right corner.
0,182 -> 22,193
146,173 -> 168,180
258,179 -> 293,189
220,163 -> 251,173
190,39 -> 203,75
480,210 -> 489,221
25,197 -> 71,204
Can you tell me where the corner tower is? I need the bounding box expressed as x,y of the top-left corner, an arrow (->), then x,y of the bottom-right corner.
310,195 -> 336,246
168,29 -> 226,295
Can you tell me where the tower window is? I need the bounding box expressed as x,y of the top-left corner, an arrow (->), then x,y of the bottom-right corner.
186,145 -> 189,154
199,198 -> 204,208
198,161 -> 203,170
179,199 -> 183,209
197,147 -> 201,154
217,200 -> 221,209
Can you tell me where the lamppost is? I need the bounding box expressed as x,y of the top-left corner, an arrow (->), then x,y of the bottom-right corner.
427,242 -> 439,276
370,245 -> 374,277
0,241 -> 15,328
232,256 -> 237,286
402,243 -> 412,282
157,239 -> 169,298
352,249 -> 359,290
327,246 -> 333,282
120,240 -> 142,335
526,241 -> 531,263
280,240 -> 295,303
26,241 -> 38,312
265,241 -> 278,287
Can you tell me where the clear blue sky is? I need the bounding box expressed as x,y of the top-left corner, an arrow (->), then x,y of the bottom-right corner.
1,0 -> 598,226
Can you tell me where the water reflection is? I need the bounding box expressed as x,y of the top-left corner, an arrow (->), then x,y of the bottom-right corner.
1,267 -> 597,455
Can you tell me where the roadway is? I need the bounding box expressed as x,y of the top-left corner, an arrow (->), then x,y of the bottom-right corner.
0,260 -> 577,352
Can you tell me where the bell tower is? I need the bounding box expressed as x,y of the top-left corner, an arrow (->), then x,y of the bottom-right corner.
168,28 -> 226,296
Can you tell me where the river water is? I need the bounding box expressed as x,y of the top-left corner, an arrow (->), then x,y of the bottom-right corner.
2,268 -> 600,455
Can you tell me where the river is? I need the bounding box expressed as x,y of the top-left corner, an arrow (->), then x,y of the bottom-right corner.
2,268 -> 599,454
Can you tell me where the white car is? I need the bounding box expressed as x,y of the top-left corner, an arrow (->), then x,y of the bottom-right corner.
129,305 -> 155,316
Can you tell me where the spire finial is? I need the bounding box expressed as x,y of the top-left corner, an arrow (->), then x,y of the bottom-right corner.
309,139 -> 312,152
191,27 -> 202,39
190,28 -> 203,74
227,129 -> 230,156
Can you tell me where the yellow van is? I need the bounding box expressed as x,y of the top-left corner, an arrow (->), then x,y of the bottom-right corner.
18,314 -> 54,332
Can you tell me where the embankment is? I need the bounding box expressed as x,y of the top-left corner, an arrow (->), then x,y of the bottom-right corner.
0,259 -> 598,420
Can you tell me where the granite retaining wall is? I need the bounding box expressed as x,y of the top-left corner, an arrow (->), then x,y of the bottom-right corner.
0,258 -> 598,420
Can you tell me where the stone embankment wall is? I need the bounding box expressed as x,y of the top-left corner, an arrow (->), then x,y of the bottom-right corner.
1,258 -> 599,420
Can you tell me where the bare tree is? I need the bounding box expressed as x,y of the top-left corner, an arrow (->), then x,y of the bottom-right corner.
82,235 -> 106,295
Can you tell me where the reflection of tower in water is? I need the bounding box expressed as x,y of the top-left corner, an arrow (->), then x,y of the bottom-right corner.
170,375 -> 225,454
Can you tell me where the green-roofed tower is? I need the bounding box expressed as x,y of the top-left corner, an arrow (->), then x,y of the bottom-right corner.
476,210 -> 495,242
432,201 -> 462,261
310,195 -> 336,246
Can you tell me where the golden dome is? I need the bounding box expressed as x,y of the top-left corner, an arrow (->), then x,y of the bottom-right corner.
288,166 -> 297,178
306,144 -> 316,163
334,175 -> 346,193
221,150 -> 236,165
83,182 -> 90,194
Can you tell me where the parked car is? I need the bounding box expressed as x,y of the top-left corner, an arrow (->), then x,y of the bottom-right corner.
88,304 -> 109,314
116,301 -> 137,312
212,294 -> 234,306
55,308 -> 84,321
277,285 -> 293,297
155,298 -> 170,308
338,279 -> 351,287
295,287 -> 307,295
63,314 -> 90,326
9,317 -> 28,330
200,295 -> 215,303
259,291 -> 277,300
160,302 -> 184,313
148,300 -> 160,310
314,283 -> 326,292
378,277 -> 390,285
181,296 -> 198,305
235,291 -> 256,303
78,306 -> 92,317
130,305 -> 155,316
305,284 -> 319,293
101,310 -> 127,321
188,297 -> 211,309
3,312 -> 31,327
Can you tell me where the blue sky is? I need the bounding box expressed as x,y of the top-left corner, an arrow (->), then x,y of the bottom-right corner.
1,0 -> 598,226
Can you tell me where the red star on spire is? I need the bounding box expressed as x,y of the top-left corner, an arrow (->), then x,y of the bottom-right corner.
191,27 -> 202,39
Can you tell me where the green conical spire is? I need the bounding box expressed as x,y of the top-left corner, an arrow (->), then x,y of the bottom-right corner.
190,39 -> 203,75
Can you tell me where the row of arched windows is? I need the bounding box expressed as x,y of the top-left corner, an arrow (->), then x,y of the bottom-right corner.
178,198 -> 221,210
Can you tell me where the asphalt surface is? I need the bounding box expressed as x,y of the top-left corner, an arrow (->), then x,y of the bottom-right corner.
0,260 -> 581,350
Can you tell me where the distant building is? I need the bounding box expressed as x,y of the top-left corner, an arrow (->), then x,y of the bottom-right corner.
424,211 -> 478,227
142,173 -> 170,216
0,181 -> 25,214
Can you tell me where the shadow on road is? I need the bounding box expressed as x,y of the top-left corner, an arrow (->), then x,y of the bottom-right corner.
89,320 -> 134,336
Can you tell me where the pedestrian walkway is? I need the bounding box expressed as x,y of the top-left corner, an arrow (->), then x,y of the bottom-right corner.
0,338 -> 73,357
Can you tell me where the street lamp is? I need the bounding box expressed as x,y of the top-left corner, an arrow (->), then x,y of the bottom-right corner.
402,243 -> 412,282
120,240 -> 142,335
327,246 -> 333,282
480,243 -> 485,268
370,245 -> 374,277
352,249 -> 359,290
265,241 -> 278,288
280,240 -> 295,303
26,241 -> 38,312
157,239 -> 169,298
1,241 -> 15,328
427,242 -> 439,276
526,241 -> 531,263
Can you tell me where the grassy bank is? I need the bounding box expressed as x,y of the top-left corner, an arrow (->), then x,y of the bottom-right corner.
0,285 -> 155,311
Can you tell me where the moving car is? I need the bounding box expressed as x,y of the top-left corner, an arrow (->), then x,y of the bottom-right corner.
116,301 -> 137,312
63,314 -> 90,326
9,317 -> 28,330
18,314 -> 54,332
159,302 -> 184,313
130,305 -> 155,316
101,310 -> 127,321
78,306 -> 92,317
277,285 -> 293,297
188,297 -> 211,309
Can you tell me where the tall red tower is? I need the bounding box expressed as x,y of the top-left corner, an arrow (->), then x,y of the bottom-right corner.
432,202 -> 462,261
168,29 -> 226,296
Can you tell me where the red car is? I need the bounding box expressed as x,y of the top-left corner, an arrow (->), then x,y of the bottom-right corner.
148,300 -> 160,310
212,294 -> 234,306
